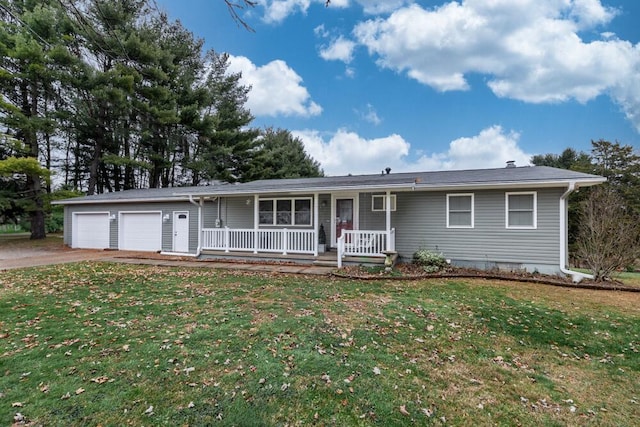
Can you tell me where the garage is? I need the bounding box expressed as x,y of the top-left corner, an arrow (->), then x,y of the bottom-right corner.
72,212 -> 110,249
119,212 -> 162,251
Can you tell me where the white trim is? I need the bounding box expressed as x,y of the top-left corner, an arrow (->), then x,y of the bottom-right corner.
559,183 -> 593,282
172,211 -> 190,253
257,197 -> 313,227
505,192 -> 537,229
446,193 -> 474,228
160,251 -> 198,257
331,193 -> 359,246
372,194 -> 396,211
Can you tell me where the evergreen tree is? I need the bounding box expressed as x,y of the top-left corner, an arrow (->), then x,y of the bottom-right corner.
0,0 -> 71,238
247,127 -> 324,180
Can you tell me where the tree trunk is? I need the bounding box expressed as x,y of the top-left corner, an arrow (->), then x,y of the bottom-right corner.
27,174 -> 46,239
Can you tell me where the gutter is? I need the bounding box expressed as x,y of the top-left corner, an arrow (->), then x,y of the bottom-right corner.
559,182 -> 593,282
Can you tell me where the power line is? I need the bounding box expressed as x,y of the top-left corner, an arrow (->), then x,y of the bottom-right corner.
0,2 -> 52,48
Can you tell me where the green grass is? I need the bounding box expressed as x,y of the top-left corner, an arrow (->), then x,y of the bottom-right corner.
1,263 -> 639,426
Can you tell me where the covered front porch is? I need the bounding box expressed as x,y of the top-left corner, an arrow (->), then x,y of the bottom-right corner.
196,192 -> 397,267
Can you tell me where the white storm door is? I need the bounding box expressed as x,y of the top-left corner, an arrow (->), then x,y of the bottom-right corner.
119,212 -> 162,251
173,211 -> 189,252
73,212 -> 110,249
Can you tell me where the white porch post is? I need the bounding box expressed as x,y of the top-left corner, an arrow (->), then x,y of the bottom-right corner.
385,190 -> 392,251
313,193 -> 319,256
198,197 -> 203,254
253,194 -> 259,254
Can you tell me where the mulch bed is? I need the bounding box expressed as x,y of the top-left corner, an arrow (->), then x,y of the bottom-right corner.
332,264 -> 640,292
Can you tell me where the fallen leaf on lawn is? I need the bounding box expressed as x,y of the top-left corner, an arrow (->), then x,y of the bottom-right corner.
421,408 -> 433,417
39,383 -> 49,393
144,405 -> 154,415
122,344 -> 130,352
61,392 -> 71,400
14,413 -> 25,423
399,405 -> 410,416
91,376 -> 109,384
373,367 -> 381,375
188,401 -> 195,408
75,388 -> 85,395
12,402 -> 23,407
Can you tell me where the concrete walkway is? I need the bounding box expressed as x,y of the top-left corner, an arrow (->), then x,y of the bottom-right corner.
0,247 -> 334,275
103,255 -> 335,275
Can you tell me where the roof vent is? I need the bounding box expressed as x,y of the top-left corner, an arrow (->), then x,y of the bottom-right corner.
506,160 -> 516,168
385,167 -> 391,175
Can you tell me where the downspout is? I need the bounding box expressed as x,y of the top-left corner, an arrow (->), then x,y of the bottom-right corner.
189,195 -> 202,257
560,182 -> 593,282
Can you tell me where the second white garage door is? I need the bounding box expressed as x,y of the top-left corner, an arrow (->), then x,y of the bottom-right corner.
119,212 -> 162,251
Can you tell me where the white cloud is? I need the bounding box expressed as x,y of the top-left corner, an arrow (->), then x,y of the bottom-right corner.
353,1 -> 640,131
319,36 -> 357,63
260,0 -> 348,24
356,103 -> 381,125
293,125 -> 531,175
292,129 -> 410,175
412,126 -> 532,171
227,55 -> 322,117
354,0 -> 413,15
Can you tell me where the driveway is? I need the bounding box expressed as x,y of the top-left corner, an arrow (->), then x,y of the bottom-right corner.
0,236 -> 116,270
0,235 -> 333,275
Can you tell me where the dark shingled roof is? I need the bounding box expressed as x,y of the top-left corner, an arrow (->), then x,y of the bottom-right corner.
54,166 -> 605,205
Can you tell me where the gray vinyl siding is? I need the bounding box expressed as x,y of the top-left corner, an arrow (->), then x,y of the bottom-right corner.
393,188 -> 562,269
358,193 -> 388,231
64,202 -> 199,253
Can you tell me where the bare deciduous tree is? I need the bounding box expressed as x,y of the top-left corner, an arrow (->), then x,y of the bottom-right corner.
576,186 -> 640,281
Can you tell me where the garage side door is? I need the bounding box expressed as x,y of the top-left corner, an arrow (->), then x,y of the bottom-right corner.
120,212 -> 162,251
73,213 -> 110,249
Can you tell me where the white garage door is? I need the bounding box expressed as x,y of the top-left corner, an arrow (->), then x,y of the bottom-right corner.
73,213 -> 110,249
119,212 -> 162,251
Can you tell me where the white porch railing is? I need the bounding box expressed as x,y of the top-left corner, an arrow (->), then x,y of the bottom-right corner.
202,227 -> 316,255
337,229 -> 395,268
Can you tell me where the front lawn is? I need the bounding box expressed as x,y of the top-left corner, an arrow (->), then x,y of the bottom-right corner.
1,263 -> 639,426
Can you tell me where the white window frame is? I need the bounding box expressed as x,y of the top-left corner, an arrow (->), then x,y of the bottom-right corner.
446,193 -> 474,228
371,194 -> 396,212
258,197 -> 312,227
505,191 -> 537,229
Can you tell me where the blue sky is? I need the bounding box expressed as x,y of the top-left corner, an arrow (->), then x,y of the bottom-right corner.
158,0 -> 640,175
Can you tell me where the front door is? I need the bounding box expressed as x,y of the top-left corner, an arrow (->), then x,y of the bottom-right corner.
334,197 -> 354,245
173,211 -> 189,252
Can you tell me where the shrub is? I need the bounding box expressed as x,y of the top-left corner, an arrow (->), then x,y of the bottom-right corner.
412,249 -> 448,273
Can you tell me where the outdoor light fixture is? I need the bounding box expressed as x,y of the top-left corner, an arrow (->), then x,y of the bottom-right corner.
163,214 -> 170,222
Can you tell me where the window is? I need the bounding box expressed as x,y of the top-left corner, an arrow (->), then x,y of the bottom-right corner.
506,192 -> 537,229
371,194 -> 396,212
447,194 -> 474,228
259,198 -> 312,226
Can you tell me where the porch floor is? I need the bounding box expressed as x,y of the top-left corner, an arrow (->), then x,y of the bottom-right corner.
199,249 -> 385,267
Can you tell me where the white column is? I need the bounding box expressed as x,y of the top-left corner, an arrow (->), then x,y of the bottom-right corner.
253,194 -> 259,254
313,193 -> 319,256
385,191 -> 392,251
